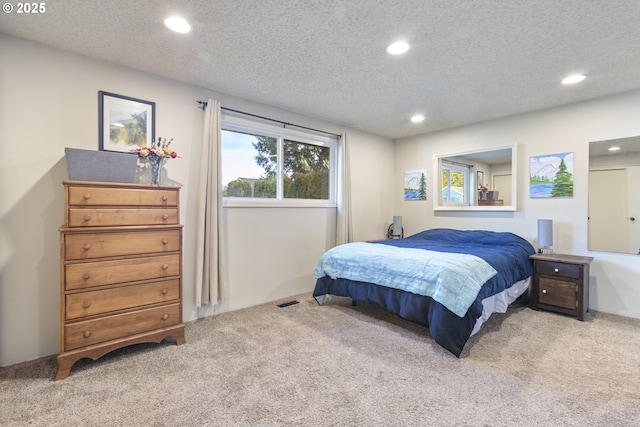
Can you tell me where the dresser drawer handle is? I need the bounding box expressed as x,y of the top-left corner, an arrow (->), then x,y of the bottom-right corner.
161,288 -> 168,295
83,193 -> 92,200
554,268 -> 559,273
83,243 -> 92,250
82,272 -> 91,280
82,300 -> 91,309
162,214 -> 169,221
162,239 -> 169,245
162,195 -> 169,202
83,215 -> 92,222
162,314 -> 169,321
542,289 -> 547,294
162,263 -> 169,270
83,330 -> 91,338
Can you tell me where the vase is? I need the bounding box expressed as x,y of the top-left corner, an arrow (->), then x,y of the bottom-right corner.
149,155 -> 164,184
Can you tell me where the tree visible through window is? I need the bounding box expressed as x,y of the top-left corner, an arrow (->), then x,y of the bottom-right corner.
221,119 -> 335,203
222,131 -> 277,198
441,165 -> 468,204
282,140 -> 329,199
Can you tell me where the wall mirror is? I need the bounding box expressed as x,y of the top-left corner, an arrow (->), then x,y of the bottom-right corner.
588,136 -> 640,254
434,144 -> 517,211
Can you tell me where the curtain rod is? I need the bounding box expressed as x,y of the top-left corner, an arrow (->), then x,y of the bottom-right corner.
197,100 -> 341,138
442,159 -> 473,168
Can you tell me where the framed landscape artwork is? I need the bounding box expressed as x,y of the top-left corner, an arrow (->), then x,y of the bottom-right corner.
99,91 -> 155,153
404,169 -> 427,201
530,152 -> 574,198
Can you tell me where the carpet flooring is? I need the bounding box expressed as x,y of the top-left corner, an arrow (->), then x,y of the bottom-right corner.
1,293 -> 639,426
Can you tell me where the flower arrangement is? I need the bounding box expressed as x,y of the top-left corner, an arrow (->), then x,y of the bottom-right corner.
133,137 -> 178,159
479,183 -> 489,191
133,137 -> 178,184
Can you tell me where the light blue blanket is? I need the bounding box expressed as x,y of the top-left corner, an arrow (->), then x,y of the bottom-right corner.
313,242 -> 497,317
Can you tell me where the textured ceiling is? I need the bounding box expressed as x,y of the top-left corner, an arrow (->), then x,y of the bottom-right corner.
2,0 -> 640,139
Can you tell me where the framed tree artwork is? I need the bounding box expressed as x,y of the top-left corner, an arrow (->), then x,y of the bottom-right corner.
530,152 -> 574,198
404,169 -> 427,201
99,91 -> 155,153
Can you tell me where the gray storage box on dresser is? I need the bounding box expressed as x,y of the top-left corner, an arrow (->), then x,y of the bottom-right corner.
56,180 -> 185,380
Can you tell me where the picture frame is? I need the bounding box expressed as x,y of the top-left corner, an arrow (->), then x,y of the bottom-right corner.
99,91 -> 155,153
404,169 -> 427,201
477,170 -> 484,188
530,152 -> 574,198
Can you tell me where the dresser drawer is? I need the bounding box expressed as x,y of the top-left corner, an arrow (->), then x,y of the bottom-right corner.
67,185 -> 178,207
65,254 -> 180,290
64,303 -> 181,351
535,261 -> 580,279
66,278 -> 180,320
67,208 -> 178,227
64,229 -> 181,260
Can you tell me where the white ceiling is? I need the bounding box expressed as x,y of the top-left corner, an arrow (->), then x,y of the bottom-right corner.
2,0 -> 640,139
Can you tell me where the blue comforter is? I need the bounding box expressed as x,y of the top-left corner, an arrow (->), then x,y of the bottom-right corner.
313,228 -> 535,356
314,242 -> 498,317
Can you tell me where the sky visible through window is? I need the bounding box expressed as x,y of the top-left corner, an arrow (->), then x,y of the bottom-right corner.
221,130 -> 265,187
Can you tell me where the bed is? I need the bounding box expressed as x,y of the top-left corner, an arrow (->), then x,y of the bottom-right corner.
312,228 -> 535,356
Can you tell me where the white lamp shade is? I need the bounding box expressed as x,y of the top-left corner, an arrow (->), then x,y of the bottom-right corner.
392,216 -> 403,236
537,219 -> 553,247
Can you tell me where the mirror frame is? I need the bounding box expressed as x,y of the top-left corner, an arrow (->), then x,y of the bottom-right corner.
433,143 -> 518,212
588,136 -> 640,254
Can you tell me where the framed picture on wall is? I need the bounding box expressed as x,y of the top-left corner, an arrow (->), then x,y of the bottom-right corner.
477,170 -> 484,188
99,91 -> 155,153
404,169 -> 427,200
530,152 -> 574,198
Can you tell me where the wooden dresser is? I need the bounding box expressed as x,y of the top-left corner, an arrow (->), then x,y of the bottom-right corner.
56,180 -> 185,380
478,199 -> 504,206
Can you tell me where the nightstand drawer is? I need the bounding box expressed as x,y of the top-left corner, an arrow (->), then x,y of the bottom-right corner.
538,277 -> 576,310
535,261 -> 580,279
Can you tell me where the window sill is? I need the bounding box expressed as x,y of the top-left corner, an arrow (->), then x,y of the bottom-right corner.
223,199 -> 337,208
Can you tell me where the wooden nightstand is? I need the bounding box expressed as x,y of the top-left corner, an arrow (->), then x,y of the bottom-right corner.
529,253 -> 594,320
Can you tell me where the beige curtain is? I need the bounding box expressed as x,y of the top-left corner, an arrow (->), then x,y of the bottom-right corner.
194,99 -> 225,307
336,132 -> 353,245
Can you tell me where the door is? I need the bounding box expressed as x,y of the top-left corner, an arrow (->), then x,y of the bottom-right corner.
627,166 -> 640,253
588,169 -> 628,252
493,174 -> 512,206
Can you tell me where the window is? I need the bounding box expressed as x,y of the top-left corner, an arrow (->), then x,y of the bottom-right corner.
221,115 -> 337,206
221,130 -> 277,198
441,161 -> 471,204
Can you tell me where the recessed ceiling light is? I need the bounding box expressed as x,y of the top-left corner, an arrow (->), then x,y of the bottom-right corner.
387,41 -> 409,55
164,16 -> 191,33
608,146 -> 621,151
410,114 -> 425,123
562,74 -> 586,85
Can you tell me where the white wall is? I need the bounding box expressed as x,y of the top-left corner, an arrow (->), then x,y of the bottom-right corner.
0,35 -> 394,366
9,31 -> 637,367
394,89 -> 640,320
